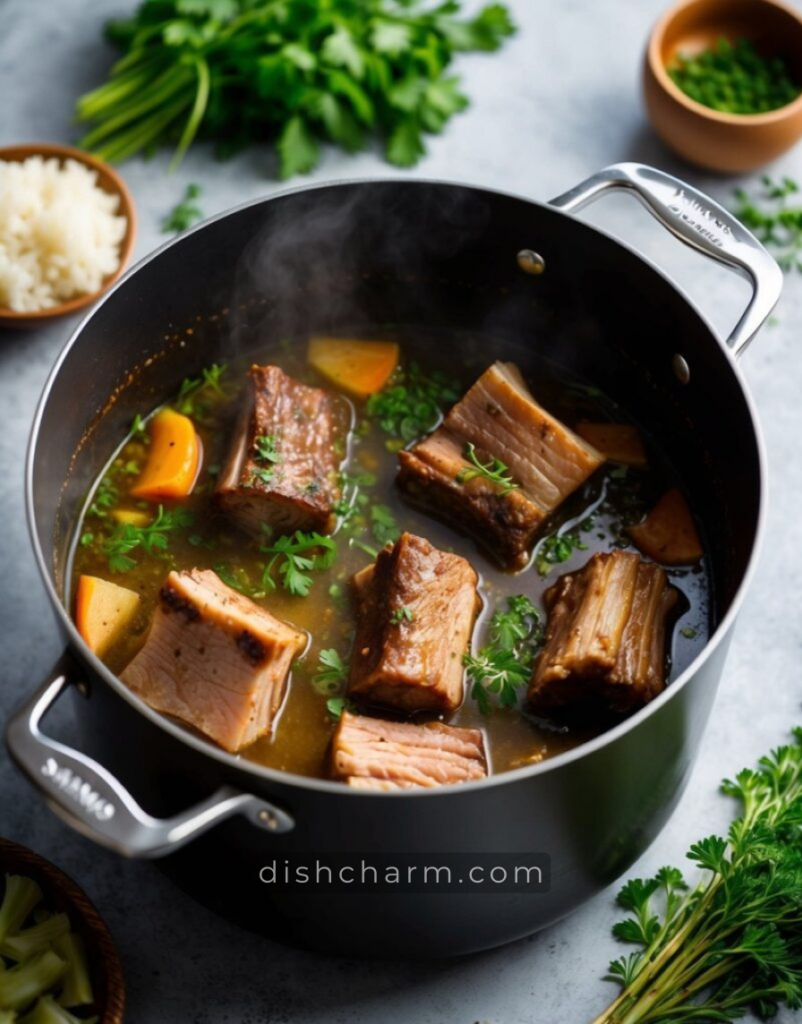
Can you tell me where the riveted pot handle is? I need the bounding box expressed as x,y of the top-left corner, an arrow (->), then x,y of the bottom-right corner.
6,668 -> 294,858
549,162 -> 783,358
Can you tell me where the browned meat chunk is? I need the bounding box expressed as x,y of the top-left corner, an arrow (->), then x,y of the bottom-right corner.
528,550 -> 679,714
215,364 -> 344,539
398,362 -> 604,567
348,532 -> 479,714
121,569 -> 307,752
331,711 -> 488,788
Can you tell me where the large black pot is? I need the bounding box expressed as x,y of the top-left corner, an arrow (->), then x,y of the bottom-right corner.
7,164 -> 780,957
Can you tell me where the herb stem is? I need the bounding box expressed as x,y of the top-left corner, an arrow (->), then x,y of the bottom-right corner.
170,57 -> 211,170
79,66 -> 194,148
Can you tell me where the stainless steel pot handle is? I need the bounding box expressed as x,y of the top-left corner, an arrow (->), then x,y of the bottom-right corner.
549,162 -> 783,358
6,668 -> 294,858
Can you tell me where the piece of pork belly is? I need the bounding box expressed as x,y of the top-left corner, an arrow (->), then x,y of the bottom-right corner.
215,364 -> 344,539
331,712 -> 488,788
398,362 -> 604,568
121,568 -> 306,752
528,550 -> 679,714
348,532 -> 479,714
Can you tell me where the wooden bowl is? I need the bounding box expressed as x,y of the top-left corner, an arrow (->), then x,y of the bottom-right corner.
0,838 -> 125,1022
644,0 -> 802,172
0,143 -> 136,328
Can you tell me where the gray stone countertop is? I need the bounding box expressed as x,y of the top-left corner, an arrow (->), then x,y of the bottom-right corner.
2,0 -> 802,1020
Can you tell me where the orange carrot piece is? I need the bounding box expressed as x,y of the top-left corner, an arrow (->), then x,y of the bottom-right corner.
576,421 -> 648,468
75,575 -> 140,657
628,488 -> 703,566
130,409 -> 201,501
307,338 -> 400,398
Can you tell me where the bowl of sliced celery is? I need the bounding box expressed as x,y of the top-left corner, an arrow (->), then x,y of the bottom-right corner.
0,839 -> 124,1023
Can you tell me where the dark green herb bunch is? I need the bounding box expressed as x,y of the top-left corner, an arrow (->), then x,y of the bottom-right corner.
593,728 -> 802,1024
76,0 -> 516,178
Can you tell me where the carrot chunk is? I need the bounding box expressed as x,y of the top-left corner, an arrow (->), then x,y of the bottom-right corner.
576,421 -> 648,468
307,338 -> 400,398
628,488 -> 703,566
130,409 -> 201,501
75,575 -> 140,657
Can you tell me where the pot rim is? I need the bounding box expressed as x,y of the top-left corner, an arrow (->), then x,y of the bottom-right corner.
25,176 -> 768,798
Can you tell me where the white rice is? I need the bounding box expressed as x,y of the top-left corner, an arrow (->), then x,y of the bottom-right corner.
0,155 -> 128,312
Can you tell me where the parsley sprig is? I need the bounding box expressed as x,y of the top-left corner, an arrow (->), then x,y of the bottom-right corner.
162,183 -> 203,233
87,476 -> 119,520
535,529 -> 588,576
254,434 -> 282,464
312,648 -> 348,695
76,0 -> 515,179
488,594 -> 543,651
456,442 -> 519,496
312,648 -> 355,718
733,176 -> 802,272
594,729 -> 802,1024
365,362 -> 460,450
463,594 -> 542,714
259,530 -> 336,596
174,362 -> 229,419
103,505 -> 193,572
325,696 -> 355,720
248,434 -> 283,487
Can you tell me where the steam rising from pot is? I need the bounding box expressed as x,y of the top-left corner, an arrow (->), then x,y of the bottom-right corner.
225,181 -> 493,359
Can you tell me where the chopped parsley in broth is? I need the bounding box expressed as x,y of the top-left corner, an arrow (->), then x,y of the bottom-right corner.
70,329 -> 710,781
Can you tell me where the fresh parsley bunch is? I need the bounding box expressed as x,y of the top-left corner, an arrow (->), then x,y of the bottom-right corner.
76,0 -> 516,178
595,730 -> 802,1024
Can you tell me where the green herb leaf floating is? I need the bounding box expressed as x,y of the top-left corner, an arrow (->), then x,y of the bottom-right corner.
259,530 -> 337,596
312,648 -> 348,695
103,505 -> 193,573
535,528 -> 588,576
592,728 -> 802,1024
174,361 -> 229,419
668,37 -> 800,115
365,362 -> 460,449
463,594 -> 542,713
75,0 -> 516,179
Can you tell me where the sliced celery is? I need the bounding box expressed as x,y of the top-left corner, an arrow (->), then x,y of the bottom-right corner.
0,877 -> 43,943
1,915 -> 70,963
0,950 -> 65,1012
52,935 -> 92,1009
18,994 -> 97,1024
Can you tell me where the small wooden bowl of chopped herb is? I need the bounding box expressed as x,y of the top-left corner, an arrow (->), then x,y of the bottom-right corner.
644,0 -> 802,172
0,838 -> 125,1022
0,143 -> 136,329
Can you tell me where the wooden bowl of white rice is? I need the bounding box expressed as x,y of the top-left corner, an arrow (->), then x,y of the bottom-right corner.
0,143 -> 136,327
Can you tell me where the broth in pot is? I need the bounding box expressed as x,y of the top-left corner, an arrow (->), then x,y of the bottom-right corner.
70,328 -> 710,787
